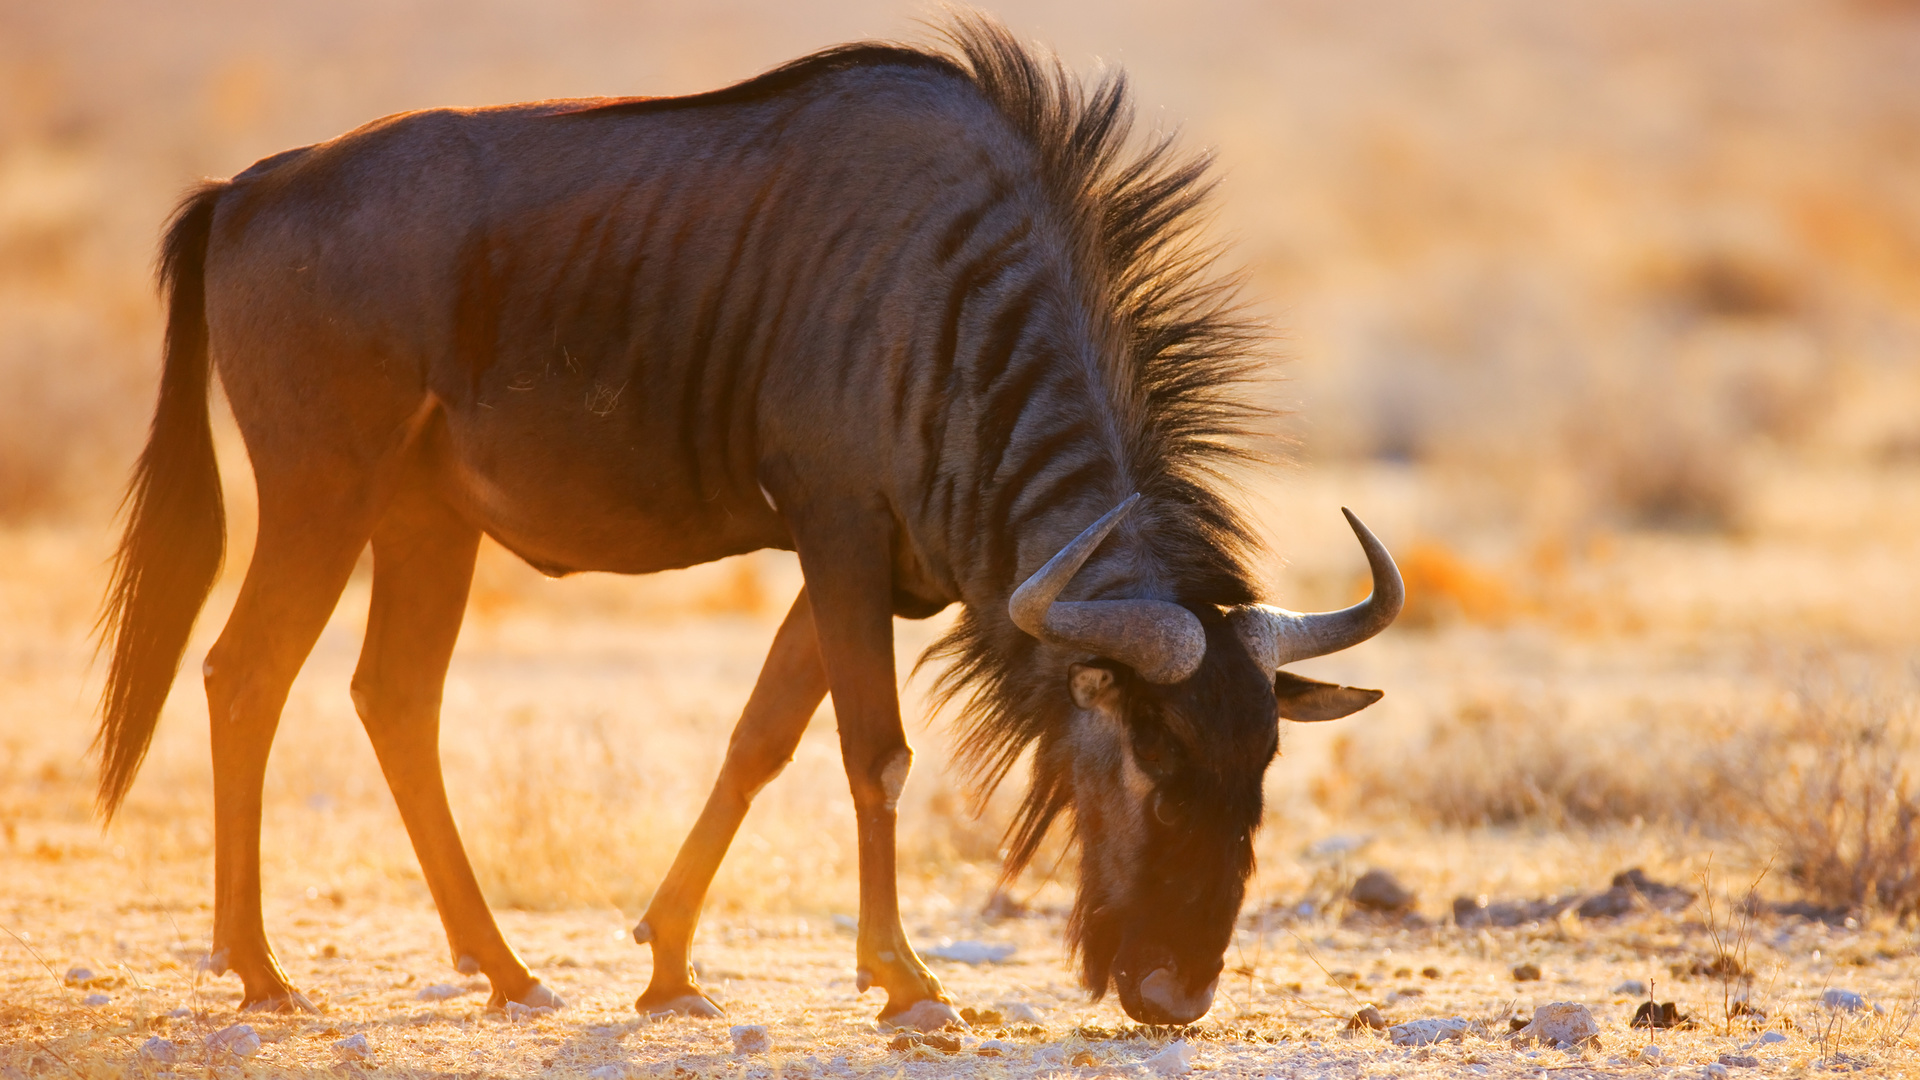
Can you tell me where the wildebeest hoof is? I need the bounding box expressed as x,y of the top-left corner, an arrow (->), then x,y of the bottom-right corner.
637,992 -> 724,1019
489,981 -> 565,1012
241,989 -> 317,1014
880,999 -> 965,1032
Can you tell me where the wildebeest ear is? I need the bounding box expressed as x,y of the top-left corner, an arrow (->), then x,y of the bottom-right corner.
1069,663 -> 1117,710
1273,670 -> 1383,722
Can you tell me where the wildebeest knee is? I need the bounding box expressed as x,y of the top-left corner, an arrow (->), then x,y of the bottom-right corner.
347,675 -> 437,731
875,748 -> 912,812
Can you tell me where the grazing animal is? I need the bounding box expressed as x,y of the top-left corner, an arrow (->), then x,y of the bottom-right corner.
95,17 -> 1401,1028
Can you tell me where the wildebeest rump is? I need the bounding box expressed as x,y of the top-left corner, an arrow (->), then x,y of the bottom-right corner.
95,17 -> 1402,1027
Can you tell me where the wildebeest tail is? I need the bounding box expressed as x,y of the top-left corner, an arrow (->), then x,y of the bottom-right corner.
94,181 -> 229,820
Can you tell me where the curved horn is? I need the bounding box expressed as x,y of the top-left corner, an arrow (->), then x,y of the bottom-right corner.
1229,507 -> 1403,672
1009,494 -> 1206,685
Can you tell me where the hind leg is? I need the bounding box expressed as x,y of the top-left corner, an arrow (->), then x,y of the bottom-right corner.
203,483 -> 375,1011
350,479 -> 558,1010
633,588 -> 828,1017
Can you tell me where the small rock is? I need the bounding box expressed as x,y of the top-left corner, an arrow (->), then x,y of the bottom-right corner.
1350,869 -> 1417,913
416,983 -> 466,1001
1421,966 -> 1442,979
1822,989 -> 1866,1012
1032,1046 -> 1067,1067
920,940 -> 1016,964
1305,834 -> 1373,858
332,1033 -> 372,1062
1388,1017 -> 1470,1046
166,1007 -> 193,1019
1637,1045 -> 1666,1064
1754,1031 -> 1788,1046
1632,1001 -> 1692,1029
1613,979 -> 1648,996
503,1001 -> 555,1022
830,914 -> 858,933
1455,895 -> 1575,928
977,1039 -> 1015,1056
1512,962 -> 1542,982
1143,1041 -> 1195,1076
139,1037 -> 178,1065
1346,1005 -> 1389,1032
83,993 -> 110,1007
1718,1054 -> 1760,1068
206,1024 -> 262,1059
63,967 -> 94,986
586,1066 -> 629,1080
1069,1050 -> 1099,1067
1705,1064 -> 1729,1079
1328,970 -> 1363,989
1515,1002 -> 1600,1050
1000,1001 -> 1045,1023
730,1025 -> 772,1054
888,1032 -> 960,1054
959,1006 -> 1004,1026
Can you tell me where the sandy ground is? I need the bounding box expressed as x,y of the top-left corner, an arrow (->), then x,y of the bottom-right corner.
4,845 -> 1917,1078
3,463 -> 1917,1078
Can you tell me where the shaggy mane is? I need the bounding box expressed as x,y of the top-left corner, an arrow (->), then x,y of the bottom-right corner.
920,15 -> 1270,879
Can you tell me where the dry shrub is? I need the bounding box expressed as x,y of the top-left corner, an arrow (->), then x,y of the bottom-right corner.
1720,670 -> 1920,919
461,709 -> 667,911
1388,542 -> 1513,629
1323,661 -> 1920,918
1320,694 -> 1725,828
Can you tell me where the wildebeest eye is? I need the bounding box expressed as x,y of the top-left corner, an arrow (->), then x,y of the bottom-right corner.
1130,724 -> 1180,777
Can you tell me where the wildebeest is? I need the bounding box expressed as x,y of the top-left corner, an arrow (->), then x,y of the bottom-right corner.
96,17 -> 1401,1029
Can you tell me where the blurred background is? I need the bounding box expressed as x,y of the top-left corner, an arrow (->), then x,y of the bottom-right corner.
1,0 -> 1917,927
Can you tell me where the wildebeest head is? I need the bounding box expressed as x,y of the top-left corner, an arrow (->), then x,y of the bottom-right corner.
1007,495 -> 1402,1024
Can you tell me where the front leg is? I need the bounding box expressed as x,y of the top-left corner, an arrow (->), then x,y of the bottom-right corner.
633,589 -> 828,1018
789,495 -> 961,1032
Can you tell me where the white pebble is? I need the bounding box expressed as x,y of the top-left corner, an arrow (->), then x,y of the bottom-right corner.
166,1006 -> 193,1019
1515,1002 -> 1600,1049
83,993 -> 110,1007
586,1065 -> 629,1080
920,940 -> 1017,964
730,1024 -> 772,1054
139,1037 -> 178,1064
1389,1017 -> 1470,1046
1822,989 -> 1866,1012
416,983 -> 466,1001
1144,1041 -> 1195,1076
1705,1064 -> 1729,1079
503,1001 -> 555,1022
999,1001 -> 1045,1023
333,1033 -> 372,1061
206,1023 -> 261,1059
63,967 -> 95,986
978,1039 -> 1016,1056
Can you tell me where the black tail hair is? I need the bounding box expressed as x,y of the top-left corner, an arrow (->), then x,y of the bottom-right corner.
94,181 -> 229,819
